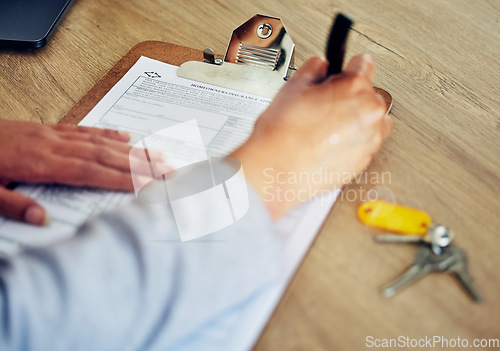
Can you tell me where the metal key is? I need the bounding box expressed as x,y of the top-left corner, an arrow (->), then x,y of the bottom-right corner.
375,224 -> 454,255
445,246 -> 483,302
382,245 -> 457,297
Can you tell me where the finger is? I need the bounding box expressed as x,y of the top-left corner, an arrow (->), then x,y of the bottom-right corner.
356,92 -> 388,127
320,56 -> 376,99
50,124 -> 130,142
145,149 -> 166,163
0,187 -> 48,226
343,54 -> 376,82
130,146 -> 166,163
55,132 -> 132,154
47,156 -> 134,191
53,139 -> 170,176
54,141 -> 131,172
382,115 -> 394,139
129,147 -> 173,177
319,72 -> 374,100
289,57 -> 328,85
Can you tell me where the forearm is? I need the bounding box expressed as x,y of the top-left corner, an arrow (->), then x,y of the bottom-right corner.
0,186 -> 279,351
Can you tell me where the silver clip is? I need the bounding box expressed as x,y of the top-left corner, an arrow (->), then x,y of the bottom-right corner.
177,14 -> 296,98
224,14 -> 295,79
203,48 -> 223,65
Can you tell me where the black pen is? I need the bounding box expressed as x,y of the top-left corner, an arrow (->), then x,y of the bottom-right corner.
326,13 -> 354,76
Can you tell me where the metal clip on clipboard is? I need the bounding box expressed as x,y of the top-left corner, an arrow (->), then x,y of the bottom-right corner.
177,14 -> 296,98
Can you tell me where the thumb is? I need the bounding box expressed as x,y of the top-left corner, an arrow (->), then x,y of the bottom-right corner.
343,54 -> 376,82
289,57 -> 328,85
0,187 -> 48,225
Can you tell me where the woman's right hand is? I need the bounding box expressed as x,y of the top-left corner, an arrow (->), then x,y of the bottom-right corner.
230,54 -> 393,218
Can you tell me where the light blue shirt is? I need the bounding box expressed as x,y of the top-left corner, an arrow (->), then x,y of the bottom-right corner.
0,187 -> 280,351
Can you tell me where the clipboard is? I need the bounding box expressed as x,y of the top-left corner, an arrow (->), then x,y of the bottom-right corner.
60,14 -> 392,126
60,40 -> 202,125
53,15 -> 393,347
60,15 -> 295,125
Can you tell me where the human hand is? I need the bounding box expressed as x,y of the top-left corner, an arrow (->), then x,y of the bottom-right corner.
230,54 -> 393,218
0,121 -> 136,225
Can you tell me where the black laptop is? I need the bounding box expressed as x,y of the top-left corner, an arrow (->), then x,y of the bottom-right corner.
0,0 -> 76,48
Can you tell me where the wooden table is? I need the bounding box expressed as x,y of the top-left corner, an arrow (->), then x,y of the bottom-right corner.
1,0 -> 499,349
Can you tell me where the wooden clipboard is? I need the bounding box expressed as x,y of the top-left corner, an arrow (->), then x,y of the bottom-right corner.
60,37 -> 392,125
55,28 -> 394,350
60,41 -> 203,125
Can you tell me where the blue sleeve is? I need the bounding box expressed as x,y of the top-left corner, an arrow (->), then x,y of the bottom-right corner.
0,187 -> 280,351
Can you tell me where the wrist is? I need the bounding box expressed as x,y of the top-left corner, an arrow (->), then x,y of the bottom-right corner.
229,139 -> 296,219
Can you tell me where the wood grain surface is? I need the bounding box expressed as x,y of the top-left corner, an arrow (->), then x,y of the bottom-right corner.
1,0 -> 499,349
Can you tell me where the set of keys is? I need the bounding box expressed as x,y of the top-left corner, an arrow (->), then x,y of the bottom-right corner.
358,200 -> 482,302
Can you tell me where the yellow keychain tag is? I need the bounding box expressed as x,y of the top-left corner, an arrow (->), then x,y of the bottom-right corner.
358,200 -> 432,235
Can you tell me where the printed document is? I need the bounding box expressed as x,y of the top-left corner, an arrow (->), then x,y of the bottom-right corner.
0,57 -> 339,349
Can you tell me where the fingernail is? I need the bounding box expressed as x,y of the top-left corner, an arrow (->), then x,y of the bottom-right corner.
375,92 -> 385,104
118,131 -> 130,139
317,57 -> 328,64
163,168 -> 177,179
147,150 -> 164,159
362,54 -> 374,63
153,161 -> 171,172
162,166 -> 176,178
25,206 -> 48,226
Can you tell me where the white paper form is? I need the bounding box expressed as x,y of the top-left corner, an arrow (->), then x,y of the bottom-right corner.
0,57 -> 339,349
0,57 -> 270,255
